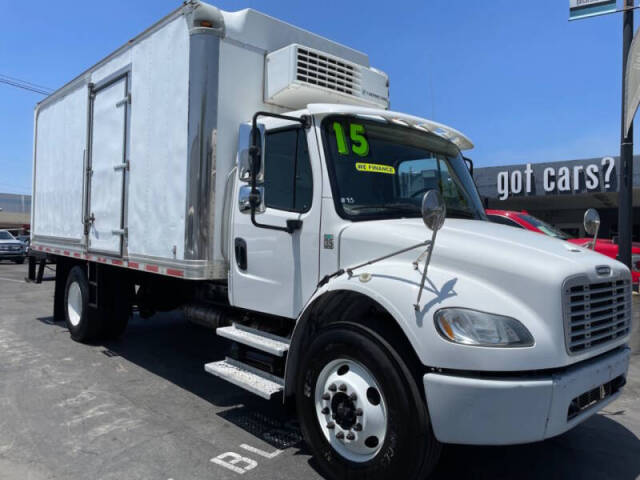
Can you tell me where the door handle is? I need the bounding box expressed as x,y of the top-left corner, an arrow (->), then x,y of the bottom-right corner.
114,161 -> 129,171
235,238 -> 247,270
84,213 -> 95,236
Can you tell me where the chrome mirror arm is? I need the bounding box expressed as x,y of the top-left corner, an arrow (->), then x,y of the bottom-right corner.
414,228 -> 438,311
590,222 -> 600,250
345,240 -> 432,278
414,189 -> 446,311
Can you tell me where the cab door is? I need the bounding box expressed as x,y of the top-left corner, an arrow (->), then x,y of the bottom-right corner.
230,120 -> 321,319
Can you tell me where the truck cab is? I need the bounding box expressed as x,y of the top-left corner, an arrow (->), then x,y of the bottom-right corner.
228,105 -> 480,318
219,102 -> 631,477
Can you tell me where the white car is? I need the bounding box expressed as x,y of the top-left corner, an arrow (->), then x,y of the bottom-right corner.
0,230 -> 26,264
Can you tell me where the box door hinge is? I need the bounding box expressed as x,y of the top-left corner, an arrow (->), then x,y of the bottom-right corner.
115,92 -> 131,107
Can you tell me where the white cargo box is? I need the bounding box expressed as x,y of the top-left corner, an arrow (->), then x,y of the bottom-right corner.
31,1 -> 386,279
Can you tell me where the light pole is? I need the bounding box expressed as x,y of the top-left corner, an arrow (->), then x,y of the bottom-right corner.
619,0 -> 634,269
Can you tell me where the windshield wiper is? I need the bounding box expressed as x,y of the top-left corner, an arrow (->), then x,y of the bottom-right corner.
446,208 -> 475,219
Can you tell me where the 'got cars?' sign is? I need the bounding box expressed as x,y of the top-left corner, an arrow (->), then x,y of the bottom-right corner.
495,157 -> 616,200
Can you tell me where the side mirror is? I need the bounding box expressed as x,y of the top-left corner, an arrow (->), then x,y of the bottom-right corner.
238,148 -> 251,181
583,208 -> 600,249
414,190 -> 446,310
249,125 -> 265,184
237,123 -> 264,182
421,190 -> 446,232
238,185 -> 265,213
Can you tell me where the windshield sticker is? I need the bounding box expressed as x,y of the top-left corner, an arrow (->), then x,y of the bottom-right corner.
332,122 -> 369,157
350,124 -> 369,157
332,122 -> 349,155
355,162 -> 395,175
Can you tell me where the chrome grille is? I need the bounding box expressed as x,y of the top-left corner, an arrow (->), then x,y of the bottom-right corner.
296,47 -> 361,95
563,275 -> 632,355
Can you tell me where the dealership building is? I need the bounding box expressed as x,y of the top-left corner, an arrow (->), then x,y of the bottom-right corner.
474,155 -> 640,240
0,192 -> 31,233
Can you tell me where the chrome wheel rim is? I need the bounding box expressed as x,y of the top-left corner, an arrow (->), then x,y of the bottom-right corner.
67,281 -> 82,327
314,358 -> 387,463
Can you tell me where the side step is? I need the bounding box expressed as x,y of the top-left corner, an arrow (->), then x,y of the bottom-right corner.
216,323 -> 290,356
204,357 -> 284,400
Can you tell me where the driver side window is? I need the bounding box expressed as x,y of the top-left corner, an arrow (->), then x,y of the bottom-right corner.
263,128 -> 313,213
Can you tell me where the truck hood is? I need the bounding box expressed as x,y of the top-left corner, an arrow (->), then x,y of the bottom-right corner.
337,218 -> 631,371
567,237 -> 640,253
338,218 -> 628,286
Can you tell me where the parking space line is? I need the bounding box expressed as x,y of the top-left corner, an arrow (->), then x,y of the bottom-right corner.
0,277 -> 25,284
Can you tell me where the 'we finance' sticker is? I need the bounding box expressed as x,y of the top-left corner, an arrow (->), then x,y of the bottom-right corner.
355,162 -> 396,175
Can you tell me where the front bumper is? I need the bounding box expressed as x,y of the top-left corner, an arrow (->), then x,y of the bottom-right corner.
0,251 -> 25,259
424,346 -> 630,445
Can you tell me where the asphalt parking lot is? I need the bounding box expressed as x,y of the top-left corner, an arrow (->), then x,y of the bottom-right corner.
0,262 -> 639,479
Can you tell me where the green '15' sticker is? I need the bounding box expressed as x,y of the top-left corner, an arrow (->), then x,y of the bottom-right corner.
333,122 -> 369,157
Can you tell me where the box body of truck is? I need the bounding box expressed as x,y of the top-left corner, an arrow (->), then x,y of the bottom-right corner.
31,2 -> 387,279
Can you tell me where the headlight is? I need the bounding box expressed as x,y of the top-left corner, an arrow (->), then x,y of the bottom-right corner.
434,308 -> 534,347
632,254 -> 640,272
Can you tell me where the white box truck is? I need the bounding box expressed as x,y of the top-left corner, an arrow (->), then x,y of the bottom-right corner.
30,2 -> 632,478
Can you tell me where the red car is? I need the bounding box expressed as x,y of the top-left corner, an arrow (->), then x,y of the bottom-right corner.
486,209 -> 640,289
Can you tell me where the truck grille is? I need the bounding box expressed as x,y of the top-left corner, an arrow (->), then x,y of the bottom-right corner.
562,275 -> 632,355
296,47 -> 361,95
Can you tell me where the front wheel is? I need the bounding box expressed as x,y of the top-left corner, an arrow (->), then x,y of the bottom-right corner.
14,257 -> 25,264
295,324 -> 441,480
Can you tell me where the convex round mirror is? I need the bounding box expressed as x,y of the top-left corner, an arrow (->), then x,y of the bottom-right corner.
421,190 -> 446,231
583,208 -> 600,236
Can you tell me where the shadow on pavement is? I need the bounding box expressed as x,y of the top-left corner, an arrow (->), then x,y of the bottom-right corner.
37,308 -> 640,479
432,413 -> 640,479
39,311 -> 290,411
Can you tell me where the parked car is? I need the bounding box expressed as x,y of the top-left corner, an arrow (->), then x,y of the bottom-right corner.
0,230 -> 27,264
486,209 -> 640,289
16,235 -> 30,254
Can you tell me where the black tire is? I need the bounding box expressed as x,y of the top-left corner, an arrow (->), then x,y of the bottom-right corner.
296,323 -> 441,480
64,265 -> 103,342
14,257 -> 25,264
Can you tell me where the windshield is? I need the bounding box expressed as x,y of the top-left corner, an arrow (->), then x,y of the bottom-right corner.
0,231 -> 14,240
520,214 -> 571,240
322,116 -> 486,221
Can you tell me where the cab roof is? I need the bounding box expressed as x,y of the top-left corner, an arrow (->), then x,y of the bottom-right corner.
306,103 -> 474,151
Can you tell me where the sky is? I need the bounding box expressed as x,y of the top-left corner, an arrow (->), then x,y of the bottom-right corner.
0,0 -> 634,195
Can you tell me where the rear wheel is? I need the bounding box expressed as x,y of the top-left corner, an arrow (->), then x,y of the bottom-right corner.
296,324 -> 441,480
64,266 -> 103,342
